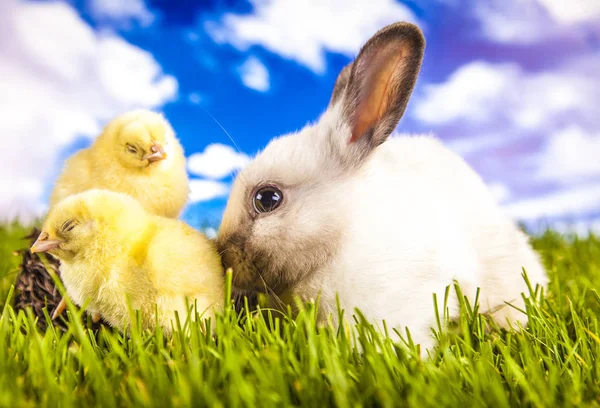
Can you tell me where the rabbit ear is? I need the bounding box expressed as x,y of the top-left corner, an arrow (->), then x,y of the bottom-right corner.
328,62 -> 353,108
339,22 -> 425,146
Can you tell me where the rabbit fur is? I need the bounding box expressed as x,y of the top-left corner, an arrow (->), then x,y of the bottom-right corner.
216,22 -> 548,351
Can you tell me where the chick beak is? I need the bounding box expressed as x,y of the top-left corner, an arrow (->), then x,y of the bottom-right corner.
30,231 -> 63,253
143,141 -> 167,163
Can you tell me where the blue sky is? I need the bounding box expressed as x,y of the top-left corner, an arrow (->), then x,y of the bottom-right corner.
1,0 -> 599,234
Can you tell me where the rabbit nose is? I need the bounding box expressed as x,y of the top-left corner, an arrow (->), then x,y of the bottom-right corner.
220,245 -> 260,289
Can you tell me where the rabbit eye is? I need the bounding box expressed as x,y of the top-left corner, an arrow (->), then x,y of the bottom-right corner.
126,144 -> 138,154
253,186 -> 283,214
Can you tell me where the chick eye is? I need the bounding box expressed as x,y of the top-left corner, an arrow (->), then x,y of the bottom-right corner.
61,219 -> 77,232
253,186 -> 283,214
126,144 -> 138,154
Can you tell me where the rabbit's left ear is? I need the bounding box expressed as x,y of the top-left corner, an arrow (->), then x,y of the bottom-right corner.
328,62 -> 352,108
338,22 -> 425,146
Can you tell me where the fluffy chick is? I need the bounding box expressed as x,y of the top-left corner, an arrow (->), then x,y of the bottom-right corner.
32,189 -> 225,334
49,110 -> 190,219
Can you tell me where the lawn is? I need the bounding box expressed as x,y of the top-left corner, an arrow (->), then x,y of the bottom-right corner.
1,223 -> 599,407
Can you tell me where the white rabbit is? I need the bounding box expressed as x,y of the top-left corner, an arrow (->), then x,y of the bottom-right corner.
216,22 -> 547,351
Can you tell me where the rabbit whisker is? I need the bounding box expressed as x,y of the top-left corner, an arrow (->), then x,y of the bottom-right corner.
257,273 -> 286,311
198,106 -> 250,184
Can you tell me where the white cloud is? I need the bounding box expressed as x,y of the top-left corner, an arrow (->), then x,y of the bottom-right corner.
472,0 -> 556,44
414,56 -> 600,232
96,36 -> 178,106
414,62 -> 517,125
0,178 -> 46,224
188,179 -> 230,203
413,60 -> 597,132
188,92 -> 203,104
204,0 -> 418,73
204,227 -> 217,239
445,132 -> 520,157
238,56 -> 270,92
535,126 -> 600,184
470,0 -> 600,44
503,183 -> 600,221
538,0 -> 600,24
187,144 -> 250,179
0,0 -> 177,224
88,0 -> 155,28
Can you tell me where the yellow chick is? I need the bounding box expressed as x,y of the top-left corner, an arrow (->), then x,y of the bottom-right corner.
49,109 -> 190,219
31,189 -> 225,334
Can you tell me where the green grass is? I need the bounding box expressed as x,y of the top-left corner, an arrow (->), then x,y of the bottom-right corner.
1,228 -> 600,407
0,223 -> 32,297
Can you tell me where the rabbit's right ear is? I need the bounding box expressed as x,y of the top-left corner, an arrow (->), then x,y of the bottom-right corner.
334,22 -> 425,151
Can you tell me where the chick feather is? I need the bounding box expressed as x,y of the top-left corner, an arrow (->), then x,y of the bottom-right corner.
49,109 -> 190,218
32,189 -> 225,334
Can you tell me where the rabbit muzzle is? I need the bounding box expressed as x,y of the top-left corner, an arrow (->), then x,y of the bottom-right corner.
218,233 -> 300,298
